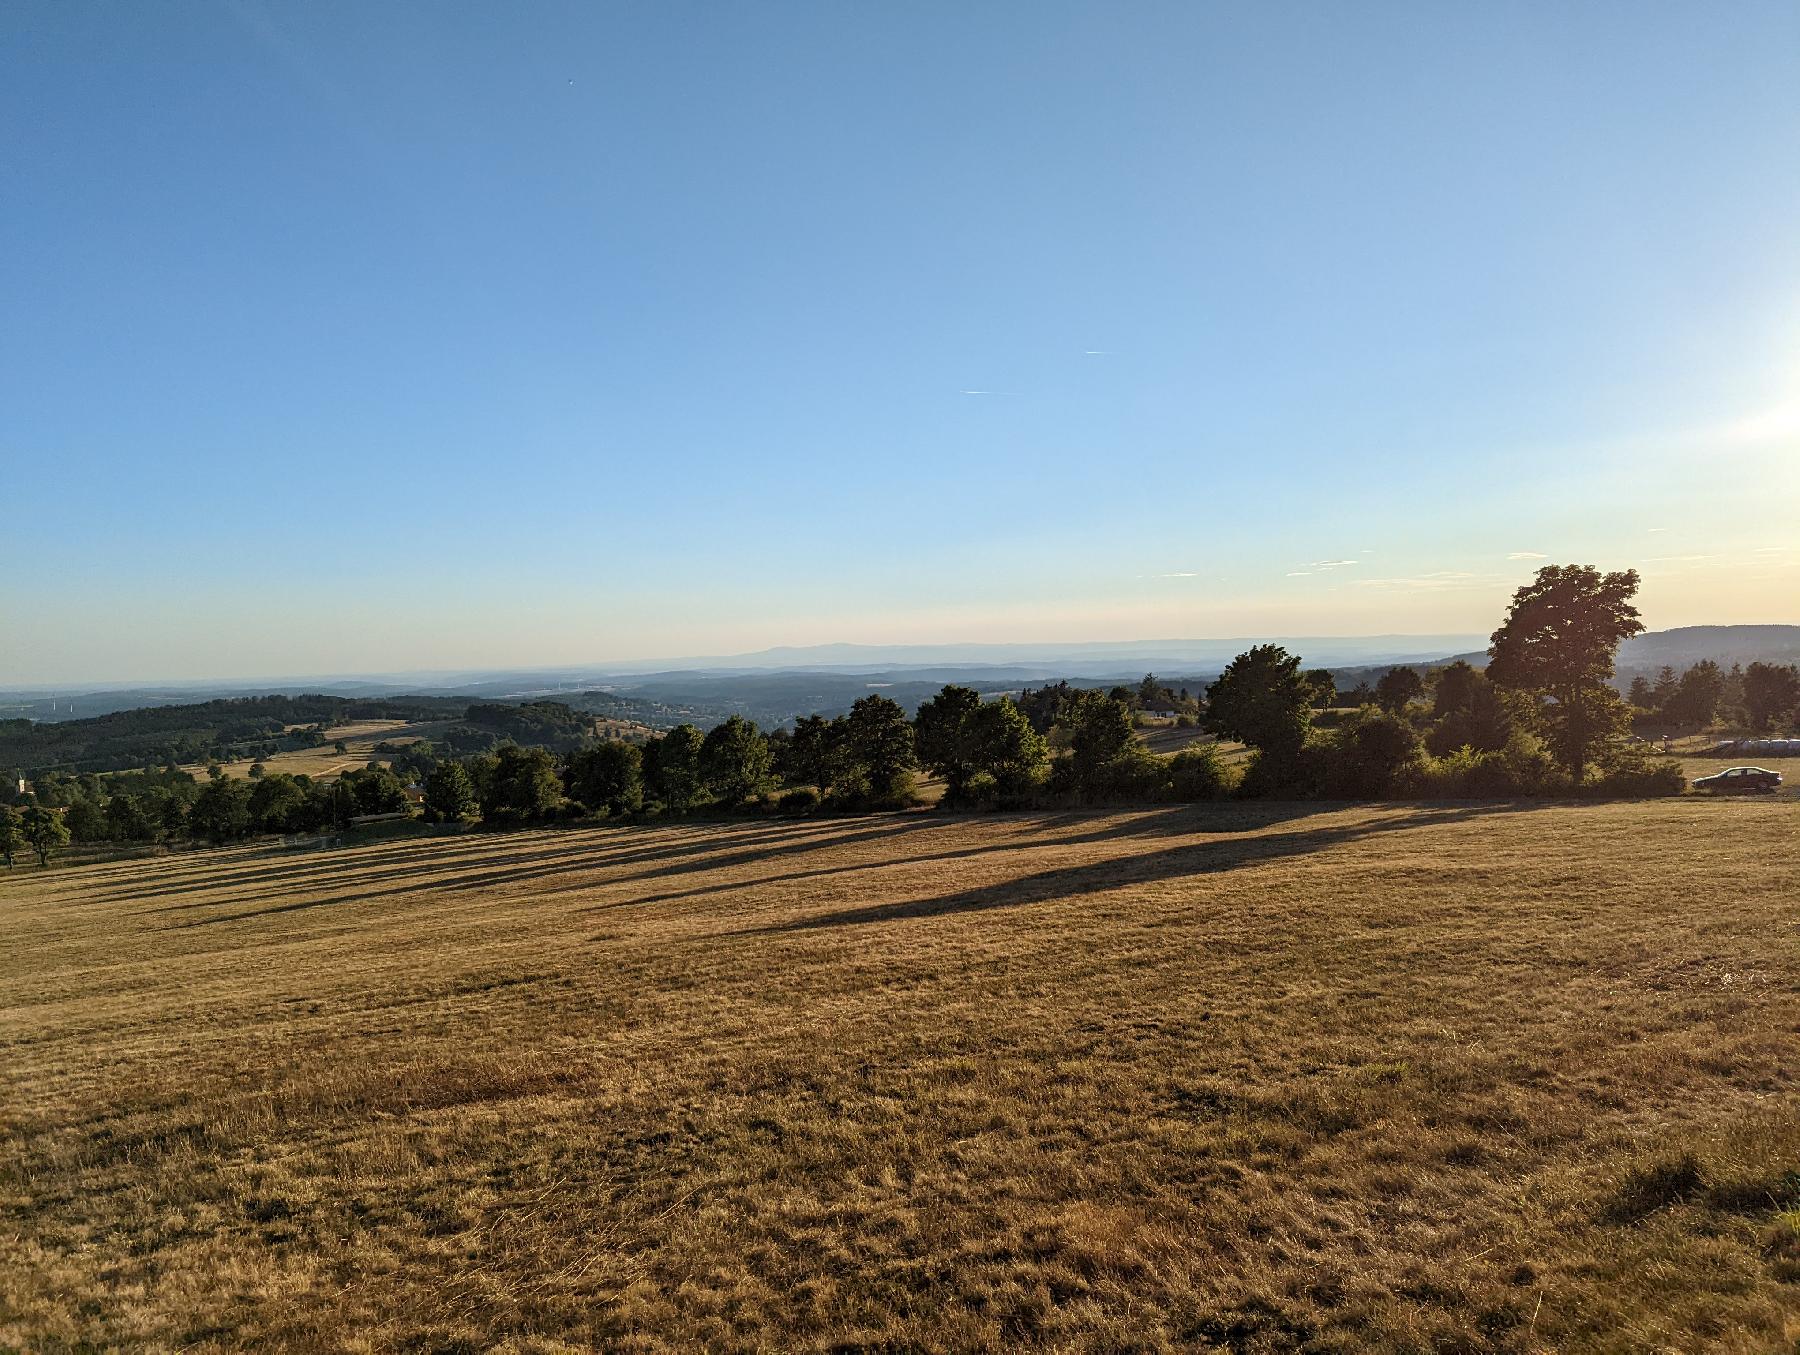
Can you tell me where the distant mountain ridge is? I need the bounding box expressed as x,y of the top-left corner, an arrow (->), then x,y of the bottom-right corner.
1616,625 -> 1800,671
1435,625 -> 1800,675
5,626 -> 1797,726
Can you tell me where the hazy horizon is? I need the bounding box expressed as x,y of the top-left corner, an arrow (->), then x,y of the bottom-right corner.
7,3 -> 1799,685
4,631 -> 1508,692
14,622 -> 1800,694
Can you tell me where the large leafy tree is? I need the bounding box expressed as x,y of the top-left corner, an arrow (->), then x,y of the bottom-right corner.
1056,689 -> 1141,800
1302,669 -> 1338,709
1205,645 -> 1313,761
0,805 -> 20,867
845,695 -> 915,798
786,714 -> 844,797
1329,707 -> 1426,798
20,806 -> 69,865
105,793 -> 155,842
423,762 -> 480,823
247,774 -> 307,833
1486,564 -> 1644,781
700,717 -> 774,806
916,688 -> 1049,803
1743,662 -> 1800,731
482,744 -> 563,824
1426,660 -> 1517,756
1374,666 -> 1425,713
967,698 -> 1049,791
564,741 -> 643,816
190,778 -> 254,843
645,724 -> 705,812
913,685 -> 985,801
1666,660 -> 1725,728
346,766 -> 409,815
64,799 -> 108,844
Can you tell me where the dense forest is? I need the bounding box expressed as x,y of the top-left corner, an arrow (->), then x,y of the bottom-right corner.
0,695 -> 467,776
0,691 -> 675,777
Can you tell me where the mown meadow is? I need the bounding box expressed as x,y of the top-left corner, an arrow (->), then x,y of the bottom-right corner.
5,797 -> 1799,1351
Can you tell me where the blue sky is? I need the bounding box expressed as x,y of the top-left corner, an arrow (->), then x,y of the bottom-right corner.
5,1 -> 1798,683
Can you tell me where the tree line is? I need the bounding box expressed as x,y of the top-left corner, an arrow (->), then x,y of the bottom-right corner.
1625,660 -> 1800,732
1,564 -> 1724,867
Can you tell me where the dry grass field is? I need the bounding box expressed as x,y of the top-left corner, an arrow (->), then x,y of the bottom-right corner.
182,721 -> 446,783
5,800 -> 1800,1352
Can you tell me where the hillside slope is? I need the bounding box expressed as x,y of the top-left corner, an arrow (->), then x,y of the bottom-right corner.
6,803 -> 1799,1351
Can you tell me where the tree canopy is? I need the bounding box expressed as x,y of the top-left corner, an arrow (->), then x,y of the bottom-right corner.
1205,645 -> 1313,760
1488,565 -> 1644,780
21,805 -> 71,865
700,717 -> 774,806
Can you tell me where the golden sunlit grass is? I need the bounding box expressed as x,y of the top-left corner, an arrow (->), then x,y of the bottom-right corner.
180,720 -> 443,782
5,799 -> 1800,1351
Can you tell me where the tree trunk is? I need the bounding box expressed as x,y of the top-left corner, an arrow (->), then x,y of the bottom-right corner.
1567,686 -> 1587,784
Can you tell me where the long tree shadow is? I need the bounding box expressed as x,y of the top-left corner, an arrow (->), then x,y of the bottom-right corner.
168,816 -> 945,928
729,802 -> 1537,936
579,802 -> 1347,912
134,818 -> 865,912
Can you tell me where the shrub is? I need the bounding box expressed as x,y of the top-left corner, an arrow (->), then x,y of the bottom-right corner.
828,769 -> 919,812
777,787 -> 819,814
950,771 -> 999,809
1589,752 -> 1686,798
1236,743 -> 1328,799
1095,750 -> 1172,802
1415,730 -> 1560,798
1322,709 -> 1425,798
1166,744 -> 1233,801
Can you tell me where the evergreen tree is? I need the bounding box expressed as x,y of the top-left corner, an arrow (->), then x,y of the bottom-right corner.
1667,660 -> 1725,728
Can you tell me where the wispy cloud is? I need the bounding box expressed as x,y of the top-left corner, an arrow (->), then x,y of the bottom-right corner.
1147,571 -> 1200,578
1286,571 -> 1312,577
1082,350 -> 1110,356
1307,558 -> 1358,570
959,389 -> 993,396
1506,551 -> 1548,560
1352,570 -> 1489,592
